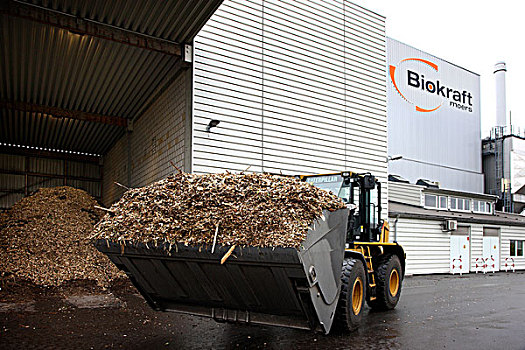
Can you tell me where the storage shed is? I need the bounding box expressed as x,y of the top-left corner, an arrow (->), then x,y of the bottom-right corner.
0,0 -> 223,208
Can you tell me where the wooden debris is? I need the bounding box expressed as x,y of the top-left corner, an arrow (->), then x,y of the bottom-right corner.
169,161 -> 183,174
114,182 -> 130,190
0,186 -> 124,287
92,173 -> 345,248
220,245 -> 236,264
94,205 -> 114,213
211,222 -> 220,254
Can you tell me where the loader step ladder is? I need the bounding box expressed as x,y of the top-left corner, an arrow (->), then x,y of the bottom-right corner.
358,245 -> 376,301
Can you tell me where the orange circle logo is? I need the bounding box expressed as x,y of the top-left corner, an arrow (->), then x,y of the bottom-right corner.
389,58 -> 442,113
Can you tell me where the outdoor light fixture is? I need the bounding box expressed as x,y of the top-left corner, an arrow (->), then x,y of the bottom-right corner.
387,155 -> 403,162
206,119 -> 220,132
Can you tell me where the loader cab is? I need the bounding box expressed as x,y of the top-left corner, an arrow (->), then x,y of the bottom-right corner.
301,172 -> 382,243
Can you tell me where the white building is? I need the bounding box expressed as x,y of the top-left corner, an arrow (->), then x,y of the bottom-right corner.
389,181 -> 525,275
103,0 -> 390,211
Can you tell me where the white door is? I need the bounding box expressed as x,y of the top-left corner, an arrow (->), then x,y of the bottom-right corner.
483,236 -> 500,271
450,235 -> 470,274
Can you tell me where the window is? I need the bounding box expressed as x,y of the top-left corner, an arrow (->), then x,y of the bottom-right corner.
450,197 -> 470,211
439,196 -> 447,209
510,240 -> 525,256
424,194 -> 437,208
473,200 -> 492,214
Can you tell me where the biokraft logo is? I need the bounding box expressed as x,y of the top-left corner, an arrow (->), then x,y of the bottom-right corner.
389,58 -> 473,113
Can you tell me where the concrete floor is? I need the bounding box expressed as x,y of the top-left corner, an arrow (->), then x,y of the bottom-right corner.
1,272 -> 525,349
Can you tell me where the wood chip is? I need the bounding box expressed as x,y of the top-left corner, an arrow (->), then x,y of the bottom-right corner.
92,173 -> 345,248
0,186 -> 124,287
220,245 -> 236,264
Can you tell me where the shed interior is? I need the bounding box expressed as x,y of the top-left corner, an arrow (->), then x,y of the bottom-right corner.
0,0 -> 223,208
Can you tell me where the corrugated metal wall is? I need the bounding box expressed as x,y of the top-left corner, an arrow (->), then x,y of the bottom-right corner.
0,153 -> 101,209
391,217 -> 525,275
102,135 -> 128,206
470,224 -> 484,269
389,181 -> 422,206
501,226 -> 525,270
102,71 -> 189,206
393,218 -> 450,275
193,0 -> 387,194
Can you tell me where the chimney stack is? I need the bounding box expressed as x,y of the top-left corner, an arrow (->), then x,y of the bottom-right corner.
494,62 -> 507,128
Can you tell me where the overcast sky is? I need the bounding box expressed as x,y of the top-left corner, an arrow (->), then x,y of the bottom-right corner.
353,0 -> 524,136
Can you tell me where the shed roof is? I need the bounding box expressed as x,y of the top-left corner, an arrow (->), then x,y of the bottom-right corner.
0,0 -> 223,156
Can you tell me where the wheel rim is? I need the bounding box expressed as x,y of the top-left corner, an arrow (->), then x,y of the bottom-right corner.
352,277 -> 363,315
389,269 -> 399,296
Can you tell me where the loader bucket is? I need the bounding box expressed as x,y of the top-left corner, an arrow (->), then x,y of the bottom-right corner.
95,208 -> 348,334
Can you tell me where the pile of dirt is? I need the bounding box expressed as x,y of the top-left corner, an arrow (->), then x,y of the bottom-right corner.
0,186 -> 124,287
92,172 -> 345,248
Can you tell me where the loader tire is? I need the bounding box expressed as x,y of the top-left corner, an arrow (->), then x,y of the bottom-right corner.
333,258 -> 366,332
368,254 -> 402,311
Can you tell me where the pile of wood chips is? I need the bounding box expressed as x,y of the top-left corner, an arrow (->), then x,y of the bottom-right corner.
0,187 -> 123,287
92,173 -> 345,248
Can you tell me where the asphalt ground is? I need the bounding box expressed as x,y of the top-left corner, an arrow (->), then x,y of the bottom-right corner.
1,272 -> 525,349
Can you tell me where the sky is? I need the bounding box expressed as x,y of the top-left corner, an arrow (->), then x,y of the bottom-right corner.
352,0 -> 525,136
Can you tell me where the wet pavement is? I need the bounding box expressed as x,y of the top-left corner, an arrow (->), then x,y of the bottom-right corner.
1,272 -> 525,349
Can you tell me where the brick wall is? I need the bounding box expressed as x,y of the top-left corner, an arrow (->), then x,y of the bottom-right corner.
102,70 -> 189,206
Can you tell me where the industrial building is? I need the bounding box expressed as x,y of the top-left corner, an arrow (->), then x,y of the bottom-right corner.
482,126 -> 525,214
387,38 -> 483,193
480,62 -> 525,214
386,42 -> 525,275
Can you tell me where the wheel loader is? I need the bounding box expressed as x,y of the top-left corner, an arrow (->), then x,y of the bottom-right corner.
95,171 -> 405,334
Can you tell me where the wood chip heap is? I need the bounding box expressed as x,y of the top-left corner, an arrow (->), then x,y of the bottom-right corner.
0,187 -> 123,287
92,173 -> 345,248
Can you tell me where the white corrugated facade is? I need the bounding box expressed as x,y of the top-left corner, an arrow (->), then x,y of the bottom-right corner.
389,181 -> 423,207
193,0 -> 387,183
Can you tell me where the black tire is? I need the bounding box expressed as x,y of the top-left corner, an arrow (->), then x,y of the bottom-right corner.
332,258 -> 366,332
368,254 -> 402,311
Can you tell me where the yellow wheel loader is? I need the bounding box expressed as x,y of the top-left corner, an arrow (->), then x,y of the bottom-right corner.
96,171 -> 405,334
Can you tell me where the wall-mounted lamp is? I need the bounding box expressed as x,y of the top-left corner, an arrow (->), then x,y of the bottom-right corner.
387,155 -> 403,162
206,119 -> 221,132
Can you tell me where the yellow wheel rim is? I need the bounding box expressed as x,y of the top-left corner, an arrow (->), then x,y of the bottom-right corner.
352,277 -> 363,315
389,269 -> 399,296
